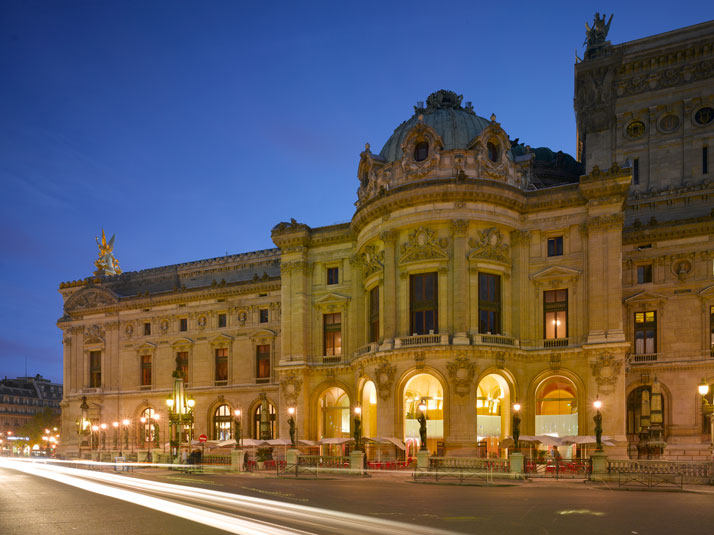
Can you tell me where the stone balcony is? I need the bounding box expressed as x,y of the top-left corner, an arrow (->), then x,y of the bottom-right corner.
627,349 -> 714,366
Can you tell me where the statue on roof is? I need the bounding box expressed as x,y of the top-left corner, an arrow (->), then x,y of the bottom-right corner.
584,12 -> 613,53
93,229 -> 122,276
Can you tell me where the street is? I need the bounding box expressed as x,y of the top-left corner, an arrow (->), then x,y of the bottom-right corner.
2,459 -> 714,534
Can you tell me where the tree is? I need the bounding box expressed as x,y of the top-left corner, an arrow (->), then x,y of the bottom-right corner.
17,408 -> 60,447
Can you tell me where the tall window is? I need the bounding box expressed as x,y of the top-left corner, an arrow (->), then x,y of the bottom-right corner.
410,272 -> 438,335
140,407 -> 156,444
89,351 -> 101,388
478,273 -> 501,334
144,322 -> 151,336
710,306 -> 714,349
547,236 -> 563,257
253,402 -> 276,439
369,286 -> 380,343
215,348 -> 228,384
259,309 -> 269,323
637,264 -> 652,284
704,146 -> 709,175
633,157 -> 640,185
140,355 -> 152,387
634,311 -> 657,355
543,289 -> 568,340
218,313 -> 227,328
179,318 -> 187,331
323,313 -> 342,356
176,351 -> 189,384
256,344 -> 271,382
327,267 -> 339,285
213,404 -> 232,440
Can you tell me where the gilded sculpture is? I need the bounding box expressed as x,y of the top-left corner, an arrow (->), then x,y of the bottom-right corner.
94,229 -> 122,276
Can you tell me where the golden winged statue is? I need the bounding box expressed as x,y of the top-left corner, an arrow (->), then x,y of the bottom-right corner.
94,229 -> 122,276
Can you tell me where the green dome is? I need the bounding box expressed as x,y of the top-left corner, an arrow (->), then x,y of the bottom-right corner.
379,90 -> 491,162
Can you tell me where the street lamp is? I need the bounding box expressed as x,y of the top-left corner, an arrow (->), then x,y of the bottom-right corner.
698,379 -> 713,447
91,425 -> 99,451
167,360 -> 196,460
287,406 -> 296,448
353,406 -> 362,452
152,413 -> 160,449
78,396 -> 89,456
418,399 -> 427,451
233,409 -> 242,449
512,403 -> 521,452
593,398 -> 603,452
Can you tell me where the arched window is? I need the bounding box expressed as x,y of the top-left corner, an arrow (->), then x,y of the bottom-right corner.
140,407 -> 156,445
361,381 -> 377,438
414,141 -> 429,162
535,376 -> 577,437
476,374 -> 511,441
403,373 -> 443,455
213,404 -> 232,440
487,141 -> 499,162
318,387 -> 350,439
253,401 -> 276,440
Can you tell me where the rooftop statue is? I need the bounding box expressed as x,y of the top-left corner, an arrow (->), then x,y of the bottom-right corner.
93,229 -> 122,276
584,12 -> 613,57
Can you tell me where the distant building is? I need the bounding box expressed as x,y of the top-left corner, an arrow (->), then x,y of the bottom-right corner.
58,18 -> 713,460
0,375 -> 63,432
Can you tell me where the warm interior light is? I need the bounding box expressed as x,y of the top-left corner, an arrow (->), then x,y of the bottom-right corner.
152,413 -> 160,421
287,407 -> 295,415
418,402 -> 427,412
593,399 -> 603,410
234,409 -> 241,417
354,406 -> 361,415
166,399 -> 173,407
513,403 -> 521,412
699,381 -> 710,396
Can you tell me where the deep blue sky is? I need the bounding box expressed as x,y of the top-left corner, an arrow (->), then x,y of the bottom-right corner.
0,2 -> 709,383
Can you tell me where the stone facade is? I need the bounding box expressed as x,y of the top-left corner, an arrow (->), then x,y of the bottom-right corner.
58,19 -> 714,460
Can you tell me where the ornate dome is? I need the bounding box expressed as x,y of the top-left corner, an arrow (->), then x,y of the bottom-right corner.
379,90 -> 491,162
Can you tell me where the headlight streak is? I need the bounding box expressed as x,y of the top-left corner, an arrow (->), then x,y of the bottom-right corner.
0,458 -> 307,535
1,458 -> 459,535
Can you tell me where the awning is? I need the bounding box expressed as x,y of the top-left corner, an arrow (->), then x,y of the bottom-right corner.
298,439 -> 319,447
379,437 -> 406,451
560,435 -> 615,446
267,438 -> 293,446
238,438 -> 268,447
319,437 -> 353,445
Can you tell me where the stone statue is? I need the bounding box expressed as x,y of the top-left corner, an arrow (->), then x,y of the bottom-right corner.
288,415 -> 296,447
593,410 -> 603,451
512,412 -> 521,450
94,229 -> 122,276
584,12 -> 613,51
418,412 -> 427,451
353,415 -> 362,451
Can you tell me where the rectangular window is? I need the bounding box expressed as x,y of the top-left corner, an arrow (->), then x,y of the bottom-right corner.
179,318 -> 187,331
704,146 -> 709,175
634,311 -> 657,355
143,322 -> 151,336
89,351 -> 101,388
369,286 -> 380,343
637,264 -> 653,284
710,305 -> 714,349
218,313 -> 227,328
140,355 -> 152,387
176,351 -> 189,384
215,348 -> 228,383
259,309 -> 269,323
327,267 -> 339,285
633,158 -> 640,185
410,272 -> 438,335
324,313 -> 342,356
543,289 -> 568,339
547,236 -> 563,257
478,273 -> 501,334
256,344 -> 270,381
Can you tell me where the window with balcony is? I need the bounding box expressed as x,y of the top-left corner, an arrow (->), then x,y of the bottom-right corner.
637,264 -> 652,284
324,313 -> 342,356
543,289 -> 568,340
547,236 -> 563,257
634,311 -> 657,355
410,272 -> 438,335
176,351 -> 189,384
369,286 -> 380,343
478,272 -> 501,334
215,348 -> 228,384
256,344 -> 271,382
89,351 -> 101,388
140,355 -> 152,387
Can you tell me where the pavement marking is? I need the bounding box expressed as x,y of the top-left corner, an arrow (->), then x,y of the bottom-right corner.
241,486 -> 309,503
557,509 -> 605,516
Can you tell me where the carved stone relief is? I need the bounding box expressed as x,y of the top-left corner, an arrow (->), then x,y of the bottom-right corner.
374,359 -> 396,400
399,227 -> 449,265
468,227 -> 510,264
280,372 -> 302,406
590,353 -> 623,394
446,354 -> 476,397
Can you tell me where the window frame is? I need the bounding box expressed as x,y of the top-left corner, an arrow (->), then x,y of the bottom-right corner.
543,289 -> 568,340
369,286 -> 380,343
143,322 -> 151,336
634,311 -> 657,355
140,354 -> 152,387
636,264 -> 653,284
410,272 -> 438,335
214,347 -> 228,385
478,272 -> 501,335
256,344 -> 271,382
259,309 -> 269,324
323,312 -> 342,356
547,236 -> 564,257
326,267 -> 339,285
218,313 -> 227,328
179,318 -> 188,332
176,351 -> 189,385
89,350 -> 101,388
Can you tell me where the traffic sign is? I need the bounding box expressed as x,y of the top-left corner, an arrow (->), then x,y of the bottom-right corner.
198,434 -> 208,443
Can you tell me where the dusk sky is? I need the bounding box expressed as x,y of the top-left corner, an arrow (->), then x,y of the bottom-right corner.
0,2 -> 709,383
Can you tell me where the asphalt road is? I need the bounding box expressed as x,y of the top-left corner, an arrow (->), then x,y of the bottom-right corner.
2,462 -> 714,535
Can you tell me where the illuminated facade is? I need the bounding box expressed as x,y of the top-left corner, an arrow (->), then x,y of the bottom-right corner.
58,19 -> 714,460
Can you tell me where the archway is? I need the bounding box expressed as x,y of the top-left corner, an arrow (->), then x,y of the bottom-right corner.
361,381 -> 377,438
213,404 -> 232,440
317,387 -> 350,439
627,383 -> 667,458
138,407 -> 157,448
403,373 -> 443,455
476,373 -> 510,457
535,376 -> 578,437
252,401 -> 276,439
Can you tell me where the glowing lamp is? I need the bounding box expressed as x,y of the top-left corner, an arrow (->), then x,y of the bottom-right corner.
91,425 -> 99,432
122,419 -> 130,426
152,413 -> 160,421
140,417 -> 146,424
112,421 -> 119,428
187,399 -> 196,409
593,399 -> 603,410
287,407 -> 295,416
513,403 -> 521,412
234,409 -> 241,417
698,379 -> 710,397
354,406 -> 362,416
418,402 -> 427,413
166,398 -> 173,407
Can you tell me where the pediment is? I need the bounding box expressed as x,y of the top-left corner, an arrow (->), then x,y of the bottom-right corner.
530,265 -> 581,283
624,291 -> 667,304
314,292 -> 351,306
699,285 -> 714,298
171,337 -> 193,348
65,286 -> 118,312
210,333 -> 234,346
136,342 -> 157,354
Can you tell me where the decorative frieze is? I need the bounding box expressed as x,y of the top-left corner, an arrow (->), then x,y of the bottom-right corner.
399,227 -> 449,265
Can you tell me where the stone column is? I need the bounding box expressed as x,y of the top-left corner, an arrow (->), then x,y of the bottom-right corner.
380,231 -> 397,345
451,220 -> 469,344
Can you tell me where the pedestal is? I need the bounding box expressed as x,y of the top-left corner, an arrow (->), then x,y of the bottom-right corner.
231,449 -> 246,472
286,448 -> 300,467
350,450 -> 365,475
509,452 -> 524,475
416,449 -> 430,470
590,451 -> 608,481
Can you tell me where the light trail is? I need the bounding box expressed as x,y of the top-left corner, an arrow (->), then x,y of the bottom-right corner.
1,458 -> 460,535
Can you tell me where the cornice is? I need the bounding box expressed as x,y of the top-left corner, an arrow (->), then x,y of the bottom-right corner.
623,217 -> 714,244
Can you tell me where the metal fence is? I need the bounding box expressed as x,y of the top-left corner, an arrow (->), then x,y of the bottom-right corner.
413,456 -> 511,484
608,459 -> 713,484
525,459 -> 591,479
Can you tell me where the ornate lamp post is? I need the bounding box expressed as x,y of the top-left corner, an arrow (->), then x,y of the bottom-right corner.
152,413 -> 160,449
91,425 -> 99,451
78,396 -> 90,456
112,421 -> 119,450
512,403 -> 521,452
140,416 -> 149,453
233,409 -> 242,449
353,406 -> 362,452
166,359 -> 195,460
593,398 -> 603,452
698,379 -> 713,447
418,399 -> 428,452
122,419 -> 130,454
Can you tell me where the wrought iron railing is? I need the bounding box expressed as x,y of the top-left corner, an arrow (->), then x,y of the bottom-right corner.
608,459 -> 713,482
